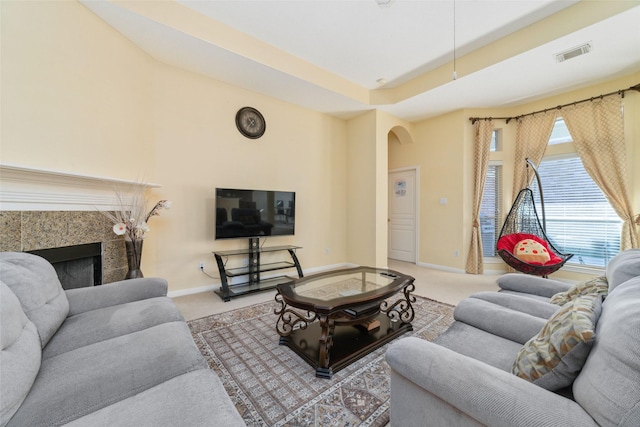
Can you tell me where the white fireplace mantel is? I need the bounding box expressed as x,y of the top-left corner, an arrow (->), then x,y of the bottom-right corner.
0,163 -> 161,211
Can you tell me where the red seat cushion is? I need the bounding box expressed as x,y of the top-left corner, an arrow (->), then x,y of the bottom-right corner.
497,233 -> 563,266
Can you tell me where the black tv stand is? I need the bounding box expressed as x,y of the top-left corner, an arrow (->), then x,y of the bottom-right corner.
213,238 -> 303,302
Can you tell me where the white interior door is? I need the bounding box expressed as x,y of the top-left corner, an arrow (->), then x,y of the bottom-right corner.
388,169 -> 416,262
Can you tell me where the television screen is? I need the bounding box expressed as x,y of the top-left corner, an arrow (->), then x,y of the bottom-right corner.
215,188 -> 295,239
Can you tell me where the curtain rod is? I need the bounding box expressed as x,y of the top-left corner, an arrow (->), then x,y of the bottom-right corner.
469,83 -> 640,125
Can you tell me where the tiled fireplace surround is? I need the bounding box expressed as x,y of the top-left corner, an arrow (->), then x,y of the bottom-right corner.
0,210 -> 127,284
0,165 -> 158,284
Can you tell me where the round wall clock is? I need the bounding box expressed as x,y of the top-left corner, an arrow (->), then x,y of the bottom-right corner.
235,107 -> 266,139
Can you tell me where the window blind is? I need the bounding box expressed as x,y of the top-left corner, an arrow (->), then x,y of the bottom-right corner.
530,156 -> 621,267
480,164 -> 502,257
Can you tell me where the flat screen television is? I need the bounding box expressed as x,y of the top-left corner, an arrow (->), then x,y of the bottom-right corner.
215,188 -> 295,239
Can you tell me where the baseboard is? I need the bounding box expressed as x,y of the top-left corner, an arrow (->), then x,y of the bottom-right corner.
167,262 -> 355,298
305,262 -> 357,274
416,261 -> 508,276
168,283 -> 218,298
559,264 -> 604,276
417,261 -> 466,274
483,268 -> 507,275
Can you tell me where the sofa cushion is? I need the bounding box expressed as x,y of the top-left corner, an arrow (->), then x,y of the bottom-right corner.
7,321 -> 207,426
454,298 -> 547,344
0,252 -> 69,347
511,292 -> 602,391
605,248 -> 640,292
63,370 -> 245,426
0,282 -> 42,426
573,277 -> 640,427
549,275 -> 608,306
43,296 -> 184,359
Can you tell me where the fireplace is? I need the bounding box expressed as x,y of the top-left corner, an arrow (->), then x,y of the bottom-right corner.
0,210 -> 128,284
29,242 -> 103,290
0,164 -> 159,283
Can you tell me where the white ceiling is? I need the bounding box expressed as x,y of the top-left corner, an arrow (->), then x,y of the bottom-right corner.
81,0 -> 640,121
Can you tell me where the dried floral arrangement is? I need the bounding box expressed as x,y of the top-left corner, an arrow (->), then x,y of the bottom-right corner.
102,186 -> 171,241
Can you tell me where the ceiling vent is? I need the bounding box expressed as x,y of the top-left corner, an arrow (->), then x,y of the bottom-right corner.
555,42 -> 592,63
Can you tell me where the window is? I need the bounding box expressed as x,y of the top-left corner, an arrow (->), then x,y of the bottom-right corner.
480,163 -> 502,257
480,129 -> 502,257
529,119 -> 621,268
489,129 -> 500,151
548,118 -> 572,145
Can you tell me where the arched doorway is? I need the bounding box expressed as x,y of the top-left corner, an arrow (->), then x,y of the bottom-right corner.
387,125 -> 418,263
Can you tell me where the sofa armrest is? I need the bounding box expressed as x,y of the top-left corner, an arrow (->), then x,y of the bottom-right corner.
497,273 -> 572,298
470,291 -> 559,319
454,298 -> 546,344
65,277 -> 168,316
386,337 -> 598,427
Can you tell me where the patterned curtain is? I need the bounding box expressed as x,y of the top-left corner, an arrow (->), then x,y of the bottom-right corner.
512,111 -> 557,197
561,96 -> 639,250
466,120 -> 494,274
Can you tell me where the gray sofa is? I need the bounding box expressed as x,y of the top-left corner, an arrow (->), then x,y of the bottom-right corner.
386,249 -> 640,427
0,251 -> 245,427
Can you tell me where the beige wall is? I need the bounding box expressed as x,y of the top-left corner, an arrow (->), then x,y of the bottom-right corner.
1,0 -> 349,292
1,0 -> 160,274
152,62 -> 348,291
345,109 -> 414,268
1,0 -> 156,180
390,73 -> 640,280
346,110 -> 377,266
390,110 -> 468,270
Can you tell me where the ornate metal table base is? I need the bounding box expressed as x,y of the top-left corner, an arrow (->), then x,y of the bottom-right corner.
275,282 -> 415,379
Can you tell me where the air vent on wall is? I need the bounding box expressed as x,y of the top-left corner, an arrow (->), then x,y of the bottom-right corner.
555,42 -> 592,63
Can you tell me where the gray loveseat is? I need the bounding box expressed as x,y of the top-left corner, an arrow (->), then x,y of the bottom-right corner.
1,251 -> 245,426
386,249 -> 640,427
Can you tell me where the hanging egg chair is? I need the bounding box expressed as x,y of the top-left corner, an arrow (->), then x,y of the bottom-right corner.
496,159 -> 573,276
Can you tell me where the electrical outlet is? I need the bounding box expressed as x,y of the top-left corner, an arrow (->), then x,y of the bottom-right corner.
199,262 -> 204,270
454,250 -> 460,257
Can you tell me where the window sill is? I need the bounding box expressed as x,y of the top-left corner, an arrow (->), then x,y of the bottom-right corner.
483,257 -> 605,277
561,264 -> 605,276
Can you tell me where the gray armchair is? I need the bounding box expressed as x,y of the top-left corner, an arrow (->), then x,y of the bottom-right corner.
386,249 -> 640,427
387,337 -> 599,427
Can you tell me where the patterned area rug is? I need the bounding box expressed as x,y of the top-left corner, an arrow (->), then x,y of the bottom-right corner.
188,296 -> 454,427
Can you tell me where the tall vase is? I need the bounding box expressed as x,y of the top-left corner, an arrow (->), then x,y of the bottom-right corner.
125,239 -> 144,279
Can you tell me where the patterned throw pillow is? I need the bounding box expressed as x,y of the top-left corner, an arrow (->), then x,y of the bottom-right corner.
550,276 -> 608,306
511,293 -> 602,391
514,239 -> 551,264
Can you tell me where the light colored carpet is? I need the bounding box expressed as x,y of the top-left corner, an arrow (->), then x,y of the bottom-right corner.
174,260 -> 500,321
188,295 -> 455,427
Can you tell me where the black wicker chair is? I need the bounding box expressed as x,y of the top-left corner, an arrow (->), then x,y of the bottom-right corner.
496,160 -> 573,276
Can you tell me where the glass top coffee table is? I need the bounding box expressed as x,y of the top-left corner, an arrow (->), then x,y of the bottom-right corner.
275,266 -> 415,378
